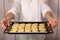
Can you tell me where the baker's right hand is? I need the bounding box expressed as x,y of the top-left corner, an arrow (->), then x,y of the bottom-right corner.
1,18 -> 10,29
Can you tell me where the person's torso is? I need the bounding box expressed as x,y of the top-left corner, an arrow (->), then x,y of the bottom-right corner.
18,0 -> 43,22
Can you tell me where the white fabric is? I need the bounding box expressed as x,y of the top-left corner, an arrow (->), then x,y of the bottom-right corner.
7,0 -> 52,22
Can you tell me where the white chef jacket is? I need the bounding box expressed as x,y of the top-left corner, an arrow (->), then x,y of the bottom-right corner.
7,0 -> 52,22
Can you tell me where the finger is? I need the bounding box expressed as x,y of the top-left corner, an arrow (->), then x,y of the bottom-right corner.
1,19 -> 7,29
51,22 -> 56,28
8,21 -> 10,26
53,19 -> 57,24
52,20 -> 57,26
48,23 -> 52,29
49,21 -> 54,28
48,23 -> 49,26
55,20 -> 57,25
1,23 -> 6,29
1,20 -> 5,27
51,23 -> 55,28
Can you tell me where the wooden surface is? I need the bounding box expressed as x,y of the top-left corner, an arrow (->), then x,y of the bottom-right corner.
58,0 -> 60,40
0,0 -> 59,40
0,0 -> 5,40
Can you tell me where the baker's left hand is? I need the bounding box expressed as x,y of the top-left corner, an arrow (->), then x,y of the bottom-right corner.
48,17 -> 57,28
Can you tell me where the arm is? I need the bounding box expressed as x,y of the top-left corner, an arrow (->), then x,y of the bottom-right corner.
5,12 -> 15,21
45,11 -> 53,20
1,0 -> 21,29
41,0 -> 57,28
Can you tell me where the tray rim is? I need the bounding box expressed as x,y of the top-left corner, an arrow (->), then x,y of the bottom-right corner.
4,21 -> 53,34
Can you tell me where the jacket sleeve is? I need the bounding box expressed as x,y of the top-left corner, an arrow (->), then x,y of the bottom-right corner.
40,0 -> 52,18
7,0 -> 21,18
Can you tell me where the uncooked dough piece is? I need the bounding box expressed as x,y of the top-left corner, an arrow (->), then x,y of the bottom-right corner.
17,29 -> 24,32
31,23 -> 38,29
11,28 -> 17,31
39,28 -> 46,31
10,29 -> 17,33
32,30 -> 38,32
40,30 -> 47,33
25,26 -> 31,30
32,23 -> 38,26
25,23 -> 31,30
25,28 -> 31,30
10,31 -> 17,33
39,24 -> 45,27
18,28 -> 24,30
31,28 -> 38,30
25,24 -> 31,28
18,23 -> 25,28
31,26 -> 37,28
12,23 -> 19,28
31,25 -> 38,30
25,29 -> 31,32
32,28 -> 38,32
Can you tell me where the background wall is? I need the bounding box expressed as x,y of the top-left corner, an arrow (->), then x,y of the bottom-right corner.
0,0 -> 59,40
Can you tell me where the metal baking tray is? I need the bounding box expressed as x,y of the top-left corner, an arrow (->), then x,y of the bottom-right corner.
4,21 -> 53,34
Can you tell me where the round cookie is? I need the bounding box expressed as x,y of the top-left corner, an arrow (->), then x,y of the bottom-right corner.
12,23 -> 19,29
11,29 -> 17,31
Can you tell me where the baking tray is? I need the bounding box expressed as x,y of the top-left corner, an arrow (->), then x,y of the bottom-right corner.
4,21 -> 53,34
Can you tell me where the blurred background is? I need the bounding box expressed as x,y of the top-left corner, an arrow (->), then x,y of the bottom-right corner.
0,0 -> 60,40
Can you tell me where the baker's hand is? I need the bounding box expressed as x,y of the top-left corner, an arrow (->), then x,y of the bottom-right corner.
1,18 -> 10,29
48,17 -> 57,28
